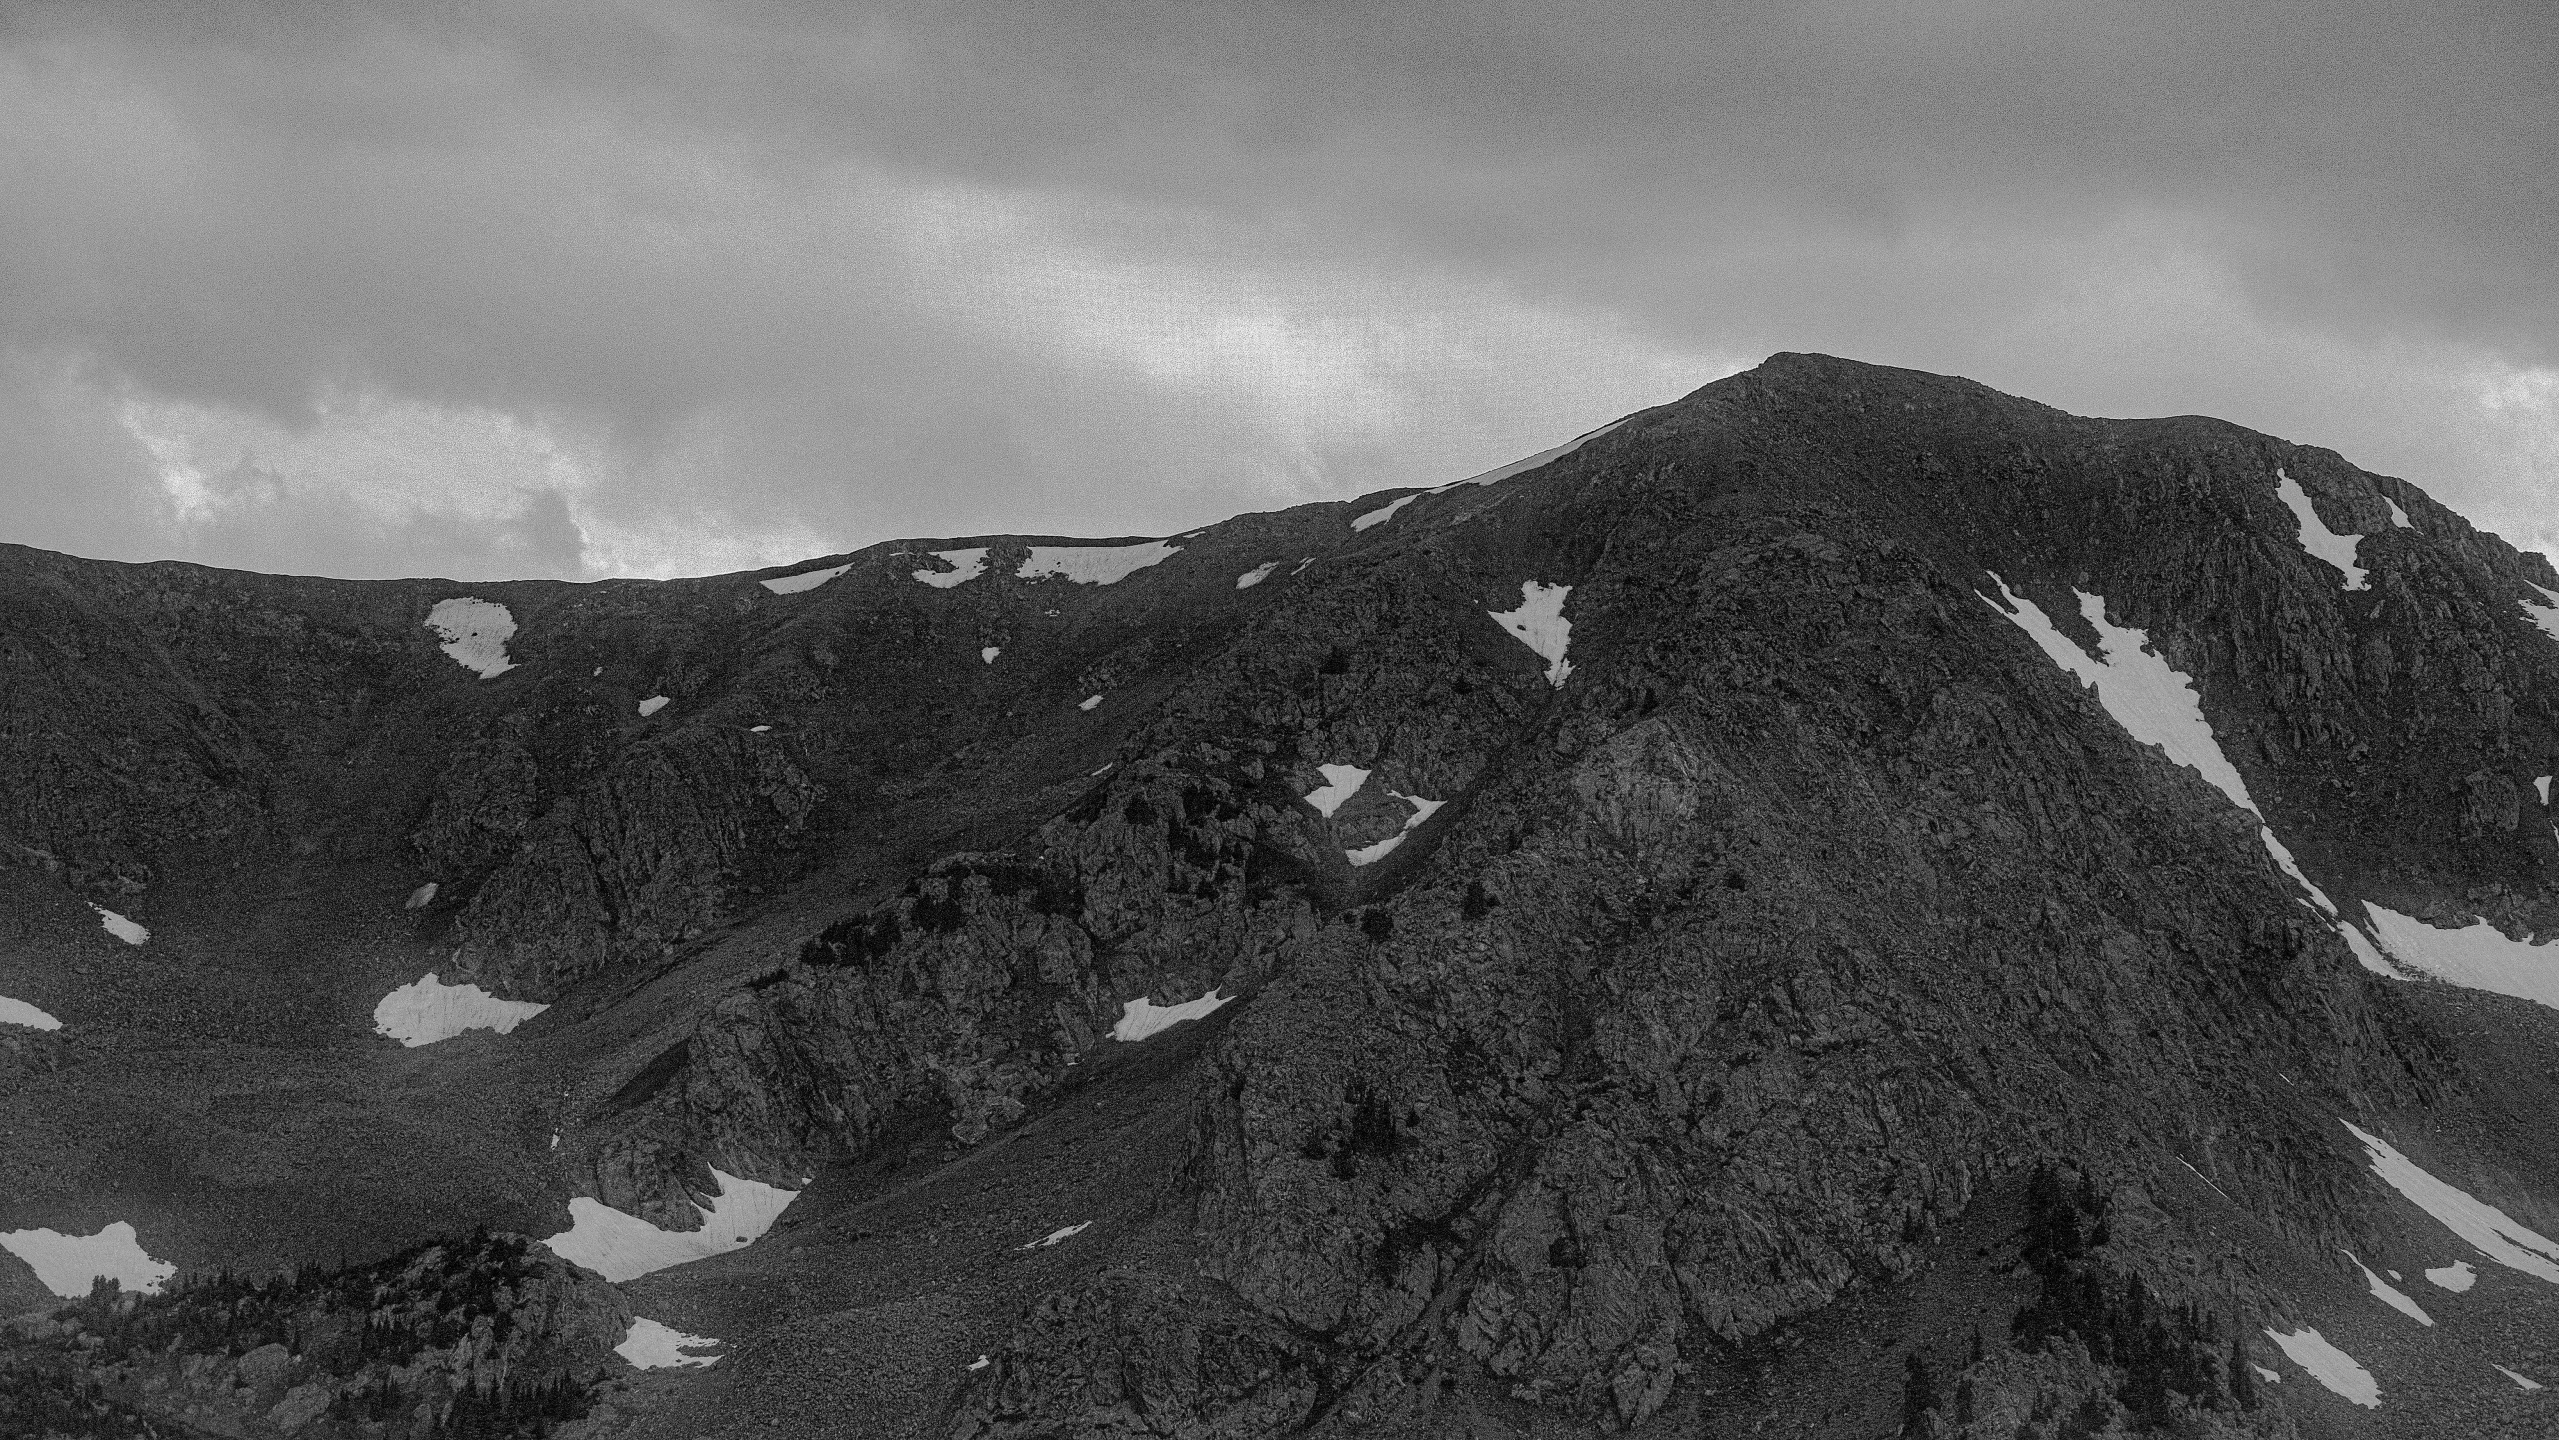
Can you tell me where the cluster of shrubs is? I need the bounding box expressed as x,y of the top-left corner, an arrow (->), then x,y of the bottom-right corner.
0,1228 -> 593,1438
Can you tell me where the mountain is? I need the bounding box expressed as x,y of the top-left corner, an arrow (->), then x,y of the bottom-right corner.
5,352 -> 2559,1439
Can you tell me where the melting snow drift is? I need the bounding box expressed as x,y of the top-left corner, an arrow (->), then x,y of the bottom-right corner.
373,974 -> 550,1046
636,695 -> 670,717
1434,417 -> 1629,492
0,1222 -> 177,1297
617,1317 -> 722,1369
2345,1250 -> 2433,1325
912,547 -> 990,588
92,905 -> 147,944
1018,540 -> 1181,585
2274,468 -> 2369,590
1346,792 -> 1447,868
1236,561 -> 1278,589
1021,1221 -> 1091,1250
2521,582 -> 2559,644
1113,989 -> 1234,1041
2425,1260 -> 2477,1292
425,598 -> 519,678
2497,1365 -> 2545,1391
2264,1327 -> 2378,1407
2362,901 -> 2559,1013
1352,494 -> 1418,531
2343,1120 -> 2559,1285
1303,765 -> 1370,817
1488,581 -> 1574,687
1,995 -> 64,1030
760,562 -> 851,595
543,1169 -> 799,1283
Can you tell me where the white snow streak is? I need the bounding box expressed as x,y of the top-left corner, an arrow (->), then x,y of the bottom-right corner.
2275,468 -> 2368,590
1488,581 -> 1573,687
0,995 -> 63,1030
1352,494 -> 1418,531
0,1222 -> 176,1297
403,882 -> 438,910
2344,1250 -> 2433,1325
1018,540 -> 1180,585
1079,694 -> 1102,711
2362,901 -> 2559,1013
2385,497 -> 2412,528
967,1354 -> 992,1372
912,548 -> 990,588
2497,1365 -> 2545,1391
2521,582 -> 2559,644
1346,792 -> 1446,868
981,646 -> 1000,664
1290,557 -> 1315,575
2263,1327 -> 2379,1407
1303,765 -> 1370,817
616,1317 -> 723,1369
92,906 -> 147,945
2250,1363 -> 2281,1385
759,563 -> 851,595
542,1169 -> 800,1283
372,974 -> 549,1046
2425,1260 -> 2477,1292
1112,989 -> 1233,1041
2344,1120 -> 2559,1285
425,598 -> 519,678
1432,417 -> 1629,492
1021,1221 -> 1091,1250
636,695 -> 670,717
1236,561 -> 1279,589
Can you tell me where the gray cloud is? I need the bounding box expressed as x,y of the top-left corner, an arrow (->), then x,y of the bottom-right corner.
1,1 -> 2552,579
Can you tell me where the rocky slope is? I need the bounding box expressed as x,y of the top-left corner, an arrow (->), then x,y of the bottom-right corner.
7,354 -> 2559,1438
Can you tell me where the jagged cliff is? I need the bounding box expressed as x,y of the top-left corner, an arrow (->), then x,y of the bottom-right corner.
7,355 -> 2559,1439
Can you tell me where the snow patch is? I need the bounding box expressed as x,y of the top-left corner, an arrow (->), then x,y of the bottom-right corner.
0,995 -> 64,1031
2344,1120 -> 2559,1285
1303,765 -> 1370,817
981,646 -> 1000,664
372,974 -> 549,1047
1487,581 -> 1573,687
2497,1365 -> 2545,1391
1112,989 -> 1233,1041
0,1222 -> 176,1297
1433,417 -> 1628,492
912,548 -> 990,588
750,725 -> 770,733
1290,557 -> 1314,575
2520,581 -> 2559,644
1018,540 -> 1180,585
1352,494 -> 1418,531
542,1169 -> 799,1283
616,1316 -> 722,1369
425,598 -> 519,678
2262,1327 -> 2379,1407
2362,901 -> 2559,1013
967,1354 -> 992,1372
92,906 -> 147,945
1021,1221 -> 1091,1250
636,695 -> 669,717
1236,561 -> 1278,589
403,882 -> 438,910
2274,468 -> 2369,589
2250,1363 -> 2281,1384
1347,791 -> 1445,868
2344,1250 -> 2432,1325
759,563 -> 851,595
2385,497 -> 2412,528
2539,776 -> 2552,806
1079,694 -> 1102,711
2425,1260 -> 2477,1292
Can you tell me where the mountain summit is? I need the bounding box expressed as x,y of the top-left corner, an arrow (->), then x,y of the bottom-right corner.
6,354 -> 2559,1438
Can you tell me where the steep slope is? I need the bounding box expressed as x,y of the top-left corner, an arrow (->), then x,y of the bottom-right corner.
5,355 -> 2559,1439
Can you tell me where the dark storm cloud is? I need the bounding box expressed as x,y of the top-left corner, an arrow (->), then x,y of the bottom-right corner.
1,1 -> 2552,578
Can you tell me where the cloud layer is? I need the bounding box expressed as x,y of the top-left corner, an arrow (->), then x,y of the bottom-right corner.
3,1 -> 2553,578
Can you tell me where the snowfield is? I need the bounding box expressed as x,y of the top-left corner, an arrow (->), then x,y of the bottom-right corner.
1488,581 -> 1574,687
1303,765 -> 1370,817
2386,497 -> 2412,528
1112,989 -> 1233,1041
91,905 -> 147,945
1018,540 -> 1181,584
617,1317 -> 723,1369
0,995 -> 63,1030
2263,1327 -> 2379,1407
2425,1261 -> 2477,1292
1236,561 -> 1278,589
2361,901 -> 2559,1013
912,548 -> 990,588
372,973 -> 550,1046
1434,417 -> 1629,492
2344,1120 -> 2559,1285
424,598 -> 519,678
0,1221 -> 177,1298
1352,494 -> 1418,531
759,562 -> 851,595
2345,1250 -> 2433,1325
542,1169 -> 799,1283
2274,468 -> 2369,590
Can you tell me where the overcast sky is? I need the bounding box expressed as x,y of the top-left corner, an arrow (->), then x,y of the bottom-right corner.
3,1 -> 2553,581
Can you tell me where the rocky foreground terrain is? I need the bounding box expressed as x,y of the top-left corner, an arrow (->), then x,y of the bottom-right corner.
6,353 -> 2559,1438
